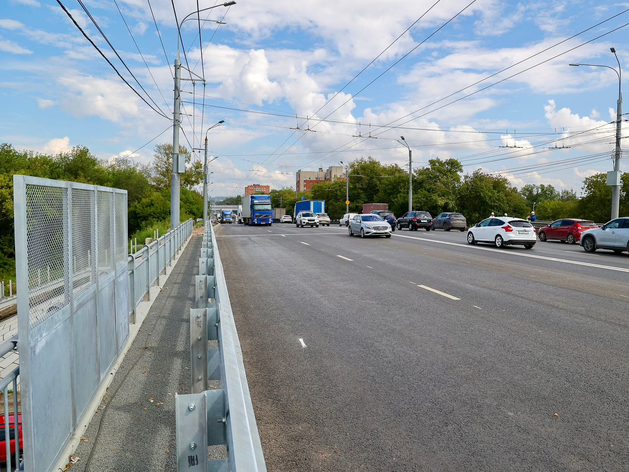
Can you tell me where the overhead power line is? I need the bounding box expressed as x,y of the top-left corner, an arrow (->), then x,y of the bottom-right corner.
55,0 -> 170,120
147,0 -> 173,78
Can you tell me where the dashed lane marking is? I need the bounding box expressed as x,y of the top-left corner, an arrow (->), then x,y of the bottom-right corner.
473,305 -> 482,310
337,255 -> 353,262
301,242 -> 310,246
418,284 -> 460,300
299,338 -> 307,348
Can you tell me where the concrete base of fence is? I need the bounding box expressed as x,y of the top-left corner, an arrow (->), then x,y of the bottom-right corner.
52,231 -> 195,472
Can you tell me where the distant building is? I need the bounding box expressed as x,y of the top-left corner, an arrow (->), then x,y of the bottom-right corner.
296,165 -> 345,192
245,184 -> 270,197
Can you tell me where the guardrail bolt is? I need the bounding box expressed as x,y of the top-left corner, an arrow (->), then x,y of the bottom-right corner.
197,354 -> 202,359
197,335 -> 202,341
198,375 -> 202,381
188,403 -> 196,411
189,442 -> 197,451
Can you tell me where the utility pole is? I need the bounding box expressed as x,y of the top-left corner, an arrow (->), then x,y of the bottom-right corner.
340,161 -> 349,213
170,51 -> 182,230
611,47 -> 623,220
398,136 -> 412,212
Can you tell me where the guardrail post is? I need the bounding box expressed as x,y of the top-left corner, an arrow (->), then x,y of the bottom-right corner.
195,275 -> 215,308
190,308 -> 208,394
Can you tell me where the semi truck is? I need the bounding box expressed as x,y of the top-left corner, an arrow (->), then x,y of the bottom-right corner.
294,200 -> 325,217
273,208 -> 286,222
241,195 -> 273,226
220,209 -> 233,224
362,203 -> 388,213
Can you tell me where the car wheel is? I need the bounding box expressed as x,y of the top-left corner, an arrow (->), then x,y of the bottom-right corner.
566,234 -> 576,245
397,223 -> 402,231
539,231 -> 547,242
495,235 -> 504,248
386,234 -> 391,238
524,244 -> 534,249
444,224 -> 451,232
460,228 -> 465,232
360,228 -> 365,238
348,226 -> 353,236
425,227 -> 431,232
315,224 -> 319,227
582,236 -> 596,253
466,232 -> 475,245
295,223 -> 299,227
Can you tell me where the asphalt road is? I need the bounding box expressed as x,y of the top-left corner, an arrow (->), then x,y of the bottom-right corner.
218,223 -> 629,471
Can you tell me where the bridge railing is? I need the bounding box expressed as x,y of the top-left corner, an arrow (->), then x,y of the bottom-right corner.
176,222 -> 266,472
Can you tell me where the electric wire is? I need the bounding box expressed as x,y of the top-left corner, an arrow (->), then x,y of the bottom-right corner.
147,0 -> 173,78
113,0 -> 173,115
55,0 -> 170,120
75,0 -> 170,119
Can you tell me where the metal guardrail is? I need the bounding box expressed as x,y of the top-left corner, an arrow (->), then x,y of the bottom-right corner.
0,336 -> 20,472
176,222 -> 266,472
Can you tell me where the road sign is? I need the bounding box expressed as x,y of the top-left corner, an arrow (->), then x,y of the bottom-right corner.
345,200 -> 350,205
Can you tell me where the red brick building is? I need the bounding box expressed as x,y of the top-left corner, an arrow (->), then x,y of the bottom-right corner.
244,184 -> 271,197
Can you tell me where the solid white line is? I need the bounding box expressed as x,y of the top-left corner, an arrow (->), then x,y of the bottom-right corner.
394,233 -> 629,274
298,338 -> 307,348
418,284 -> 460,300
337,255 -> 353,261
300,242 -> 310,246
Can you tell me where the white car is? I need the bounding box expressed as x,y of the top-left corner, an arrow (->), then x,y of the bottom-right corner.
281,215 -> 292,223
467,216 -> 536,249
340,213 -> 358,227
316,213 -> 331,226
580,217 -> 629,254
296,211 -> 319,227
348,214 -> 392,238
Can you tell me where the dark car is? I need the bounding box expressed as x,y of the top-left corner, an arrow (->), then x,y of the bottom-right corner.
538,219 -> 598,244
432,212 -> 467,232
396,211 -> 433,231
370,210 -> 396,231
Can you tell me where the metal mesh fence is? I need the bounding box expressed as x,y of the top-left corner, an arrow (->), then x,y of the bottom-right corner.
97,191 -> 113,276
72,189 -> 95,297
25,184 -> 69,328
115,193 -> 126,265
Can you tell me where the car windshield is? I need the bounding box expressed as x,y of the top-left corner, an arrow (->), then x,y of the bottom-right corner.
301,212 -> 314,217
578,221 -> 597,227
253,203 -> 271,210
362,215 -> 382,221
317,213 -> 328,217
416,212 -> 431,218
509,220 -> 532,227
450,213 -> 464,218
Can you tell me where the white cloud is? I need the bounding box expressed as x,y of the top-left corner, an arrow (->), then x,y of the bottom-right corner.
37,98 -> 55,109
0,19 -> 24,30
9,0 -> 40,6
0,38 -> 32,54
42,137 -> 71,155
133,21 -> 147,36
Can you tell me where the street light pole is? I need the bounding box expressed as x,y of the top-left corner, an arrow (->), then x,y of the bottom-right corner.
202,121 -> 224,223
340,161 -> 349,213
170,1 -> 236,230
398,136 -> 413,212
570,48 -> 622,219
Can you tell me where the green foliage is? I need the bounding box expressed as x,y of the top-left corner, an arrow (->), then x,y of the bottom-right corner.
577,172 -> 629,222
270,188 -> 310,217
218,195 -> 241,205
310,180 -> 346,219
535,199 -> 579,220
519,184 -> 559,207
0,142 -> 203,281
412,158 -> 463,215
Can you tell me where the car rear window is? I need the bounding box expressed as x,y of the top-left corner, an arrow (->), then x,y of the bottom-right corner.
577,221 -> 597,227
317,213 -> 328,217
416,212 -> 431,218
450,213 -> 464,219
379,212 -> 393,217
509,220 -> 532,228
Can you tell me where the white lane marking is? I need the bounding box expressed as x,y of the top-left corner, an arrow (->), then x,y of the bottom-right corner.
473,305 -> 482,310
300,242 -> 310,246
298,338 -> 307,348
366,265 -> 373,269
267,230 -> 272,232
394,233 -> 629,274
410,281 -> 416,284
281,234 -> 286,237
337,255 -> 353,261
418,284 -> 460,300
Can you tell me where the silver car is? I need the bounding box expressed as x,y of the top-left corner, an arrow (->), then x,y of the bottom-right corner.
316,213 -> 331,226
340,212 -> 358,226
580,217 -> 629,254
348,214 -> 392,238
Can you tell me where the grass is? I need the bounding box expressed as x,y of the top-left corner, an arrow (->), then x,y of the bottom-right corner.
130,219 -> 171,250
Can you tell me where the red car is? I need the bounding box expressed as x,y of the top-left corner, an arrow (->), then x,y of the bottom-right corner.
0,414 -> 22,464
538,219 -> 598,244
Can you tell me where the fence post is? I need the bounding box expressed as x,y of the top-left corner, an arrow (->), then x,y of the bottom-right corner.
145,245 -> 151,301
129,255 -> 136,324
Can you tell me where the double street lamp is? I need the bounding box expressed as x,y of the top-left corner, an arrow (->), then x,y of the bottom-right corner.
570,47 -> 622,220
170,1 -> 236,229
340,161 -> 349,213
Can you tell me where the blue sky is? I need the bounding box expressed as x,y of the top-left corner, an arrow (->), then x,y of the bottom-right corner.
1,0 -> 627,196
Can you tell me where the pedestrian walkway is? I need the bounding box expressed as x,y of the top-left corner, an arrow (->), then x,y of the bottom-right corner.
71,234 -> 201,472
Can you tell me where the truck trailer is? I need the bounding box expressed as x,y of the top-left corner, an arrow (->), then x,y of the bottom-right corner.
273,208 -> 286,222
294,200 -> 325,217
241,195 -> 273,225
362,203 -> 388,213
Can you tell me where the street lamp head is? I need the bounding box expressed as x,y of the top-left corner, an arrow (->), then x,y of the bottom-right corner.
400,136 -> 406,141
223,1 -> 236,6
611,47 -> 616,53
569,64 -> 579,67
218,120 -> 225,124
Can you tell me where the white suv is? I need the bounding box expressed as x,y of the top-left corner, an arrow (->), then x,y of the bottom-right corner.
580,217 -> 629,254
296,211 -> 319,228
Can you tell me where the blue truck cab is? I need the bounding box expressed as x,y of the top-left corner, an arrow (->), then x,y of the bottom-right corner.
249,195 -> 273,226
220,209 -> 233,224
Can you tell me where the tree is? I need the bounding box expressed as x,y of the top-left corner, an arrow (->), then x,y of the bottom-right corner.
310,180 -> 346,219
151,143 -> 202,190
577,173 -> 629,222
412,158 -> 463,215
218,196 -> 241,205
519,184 -> 559,207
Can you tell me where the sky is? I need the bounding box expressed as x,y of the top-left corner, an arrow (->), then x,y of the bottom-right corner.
1,0 -> 628,197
